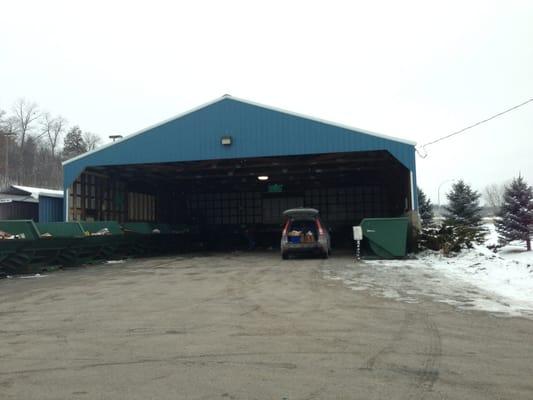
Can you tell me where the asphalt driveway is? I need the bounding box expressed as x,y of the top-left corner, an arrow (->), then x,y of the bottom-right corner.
1,253 -> 532,399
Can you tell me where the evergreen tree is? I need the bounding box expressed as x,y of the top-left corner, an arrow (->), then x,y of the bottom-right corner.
443,180 -> 486,250
417,187 -> 434,227
63,126 -> 87,159
417,187 -> 440,251
495,175 -> 533,251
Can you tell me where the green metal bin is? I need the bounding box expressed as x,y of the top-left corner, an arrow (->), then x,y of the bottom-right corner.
0,240 -> 26,274
79,221 -> 127,259
122,222 -> 161,255
152,223 -> 184,254
360,217 -> 409,259
35,222 -> 97,267
0,220 -> 67,274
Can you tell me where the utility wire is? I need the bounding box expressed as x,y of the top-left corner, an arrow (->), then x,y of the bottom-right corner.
417,97 -> 533,158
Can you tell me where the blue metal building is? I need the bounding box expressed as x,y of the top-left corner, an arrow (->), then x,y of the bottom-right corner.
63,96 -> 417,244
0,185 -> 64,222
38,195 -> 64,223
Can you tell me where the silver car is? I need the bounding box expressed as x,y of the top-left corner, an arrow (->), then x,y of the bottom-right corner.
280,208 -> 331,259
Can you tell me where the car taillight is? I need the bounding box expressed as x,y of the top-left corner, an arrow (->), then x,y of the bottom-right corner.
282,220 -> 290,237
316,219 -> 325,236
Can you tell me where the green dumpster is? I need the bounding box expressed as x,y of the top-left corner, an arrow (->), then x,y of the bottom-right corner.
122,222 -> 184,255
122,222 -> 162,255
152,223 -> 172,234
152,223 -> 186,254
35,222 -> 98,267
170,223 -> 190,253
79,221 -> 127,259
170,224 -> 190,234
0,239 -> 26,274
360,217 -> 409,259
152,223 -> 173,254
0,220 -> 67,274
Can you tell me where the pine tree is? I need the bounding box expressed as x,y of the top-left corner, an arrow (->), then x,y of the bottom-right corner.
417,187 -> 440,251
63,126 -> 87,159
495,175 -> 533,251
417,187 -> 434,227
443,180 -> 486,250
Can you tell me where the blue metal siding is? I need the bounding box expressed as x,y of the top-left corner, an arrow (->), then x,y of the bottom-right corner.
38,196 -> 64,222
64,98 -> 418,207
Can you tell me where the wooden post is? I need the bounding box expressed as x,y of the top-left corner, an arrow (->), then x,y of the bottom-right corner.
80,173 -> 86,221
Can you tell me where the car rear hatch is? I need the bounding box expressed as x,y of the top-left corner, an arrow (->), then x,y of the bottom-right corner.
282,208 -> 319,220
283,209 -> 321,247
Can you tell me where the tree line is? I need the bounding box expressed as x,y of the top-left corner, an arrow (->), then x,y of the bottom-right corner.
0,98 -> 102,189
419,176 -> 533,253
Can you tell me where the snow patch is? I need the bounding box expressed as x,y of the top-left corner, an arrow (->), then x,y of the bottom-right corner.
19,274 -> 48,279
484,223 -> 499,247
106,259 -> 126,264
323,224 -> 533,318
415,246 -> 533,316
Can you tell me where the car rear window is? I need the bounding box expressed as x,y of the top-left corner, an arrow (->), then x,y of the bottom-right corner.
289,219 -> 318,235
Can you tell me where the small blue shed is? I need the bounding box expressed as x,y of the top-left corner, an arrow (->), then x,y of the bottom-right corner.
62,95 -> 418,243
38,195 -> 64,223
0,185 -> 64,222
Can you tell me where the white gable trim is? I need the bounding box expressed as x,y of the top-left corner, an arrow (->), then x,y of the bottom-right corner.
62,96 -> 227,166
63,95 -> 416,166
230,95 -> 417,146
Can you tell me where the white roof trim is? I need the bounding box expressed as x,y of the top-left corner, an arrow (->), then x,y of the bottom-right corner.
62,96 -> 227,165
229,95 -> 417,146
0,194 -> 39,203
11,185 -> 64,199
63,95 -> 416,166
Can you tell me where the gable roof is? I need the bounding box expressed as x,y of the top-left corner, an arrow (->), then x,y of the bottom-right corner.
0,193 -> 39,204
63,95 -> 415,166
62,95 -> 417,189
4,185 -> 63,199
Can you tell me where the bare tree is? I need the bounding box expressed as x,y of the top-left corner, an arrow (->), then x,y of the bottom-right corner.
0,109 -> 8,186
12,98 -> 40,152
82,131 -> 102,151
0,109 -> 16,135
0,108 -> 5,132
0,108 -> 18,186
484,183 -> 505,210
40,113 -> 67,157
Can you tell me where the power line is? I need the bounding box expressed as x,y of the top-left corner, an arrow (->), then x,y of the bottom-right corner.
417,97 -> 533,158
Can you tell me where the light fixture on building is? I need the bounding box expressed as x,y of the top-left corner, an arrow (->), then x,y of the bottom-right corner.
221,136 -> 232,146
257,175 -> 269,181
109,135 -> 123,142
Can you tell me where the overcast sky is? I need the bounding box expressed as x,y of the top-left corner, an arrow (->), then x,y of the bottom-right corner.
1,0 -> 532,202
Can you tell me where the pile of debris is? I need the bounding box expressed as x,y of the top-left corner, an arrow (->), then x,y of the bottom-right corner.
0,230 -> 25,240
287,230 -> 315,243
85,228 -> 112,236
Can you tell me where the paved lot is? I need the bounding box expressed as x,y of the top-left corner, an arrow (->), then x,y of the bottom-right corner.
1,253 -> 532,399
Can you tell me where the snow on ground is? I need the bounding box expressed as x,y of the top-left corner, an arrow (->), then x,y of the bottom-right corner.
18,273 -> 48,279
323,224 -> 533,318
484,222 -> 499,247
416,246 -> 533,315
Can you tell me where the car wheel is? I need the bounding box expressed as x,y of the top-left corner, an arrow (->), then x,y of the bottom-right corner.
321,251 -> 329,259
282,252 -> 289,260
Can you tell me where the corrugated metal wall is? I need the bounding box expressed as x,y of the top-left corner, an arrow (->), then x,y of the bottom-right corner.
0,202 -> 38,220
63,97 -> 418,209
179,186 -> 398,227
38,196 -> 64,222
